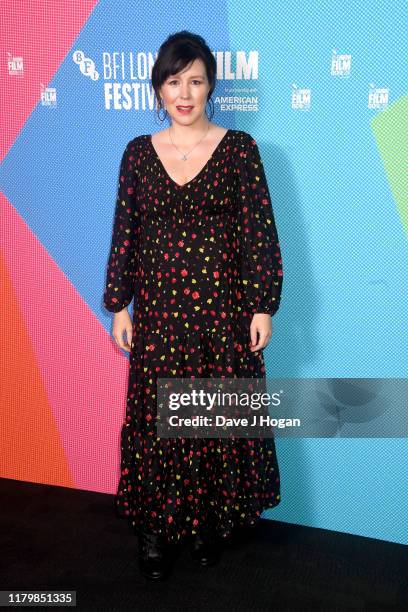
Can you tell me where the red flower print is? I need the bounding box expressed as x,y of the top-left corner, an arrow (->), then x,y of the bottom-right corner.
104,131 -> 282,545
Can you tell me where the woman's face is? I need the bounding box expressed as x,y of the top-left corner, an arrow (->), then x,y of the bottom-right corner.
158,58 -> 211,126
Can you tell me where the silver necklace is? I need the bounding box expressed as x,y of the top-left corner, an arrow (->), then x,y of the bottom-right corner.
169,122 -> 211,161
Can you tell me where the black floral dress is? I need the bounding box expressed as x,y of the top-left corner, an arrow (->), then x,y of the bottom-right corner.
103,128 -> 283,544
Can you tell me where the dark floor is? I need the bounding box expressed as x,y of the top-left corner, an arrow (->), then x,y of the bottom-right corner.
0,477 -> 407,611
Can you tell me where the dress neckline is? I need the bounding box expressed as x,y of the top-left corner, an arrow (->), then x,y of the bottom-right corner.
148,128 -> 231,189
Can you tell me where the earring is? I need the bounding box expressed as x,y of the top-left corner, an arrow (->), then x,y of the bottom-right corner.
157,99 -> 168,122
205,96 -> 215,120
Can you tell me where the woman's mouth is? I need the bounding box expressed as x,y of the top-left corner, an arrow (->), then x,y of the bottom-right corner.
176,106 -> 194,114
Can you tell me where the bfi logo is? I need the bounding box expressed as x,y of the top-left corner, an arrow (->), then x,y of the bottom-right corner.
7,52 -> 23,76
331,50 -> 352,78
291,84 -> 311,111
368,84 -> 389,109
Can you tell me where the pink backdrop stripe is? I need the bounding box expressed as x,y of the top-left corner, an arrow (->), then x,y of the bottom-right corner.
1,195 -> 129,492
0,247 -> 75,486
0,0 -> 98,160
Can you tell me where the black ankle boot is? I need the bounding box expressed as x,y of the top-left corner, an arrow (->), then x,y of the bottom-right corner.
190,528 -> 220,567
138,528 -> 169,580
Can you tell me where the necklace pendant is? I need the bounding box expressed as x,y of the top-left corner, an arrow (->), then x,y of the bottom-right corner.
181,154 -> 187,161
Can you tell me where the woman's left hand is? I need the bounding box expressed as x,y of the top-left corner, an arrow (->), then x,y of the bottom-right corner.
249,313 -> 272,351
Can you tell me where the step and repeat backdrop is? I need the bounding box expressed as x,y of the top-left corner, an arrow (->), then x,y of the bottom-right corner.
1,0 -> 407,545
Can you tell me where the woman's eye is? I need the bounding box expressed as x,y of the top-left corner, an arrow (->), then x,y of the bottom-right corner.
168,80 -> 202,85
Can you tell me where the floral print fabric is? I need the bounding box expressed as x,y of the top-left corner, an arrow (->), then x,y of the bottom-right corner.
103,129 -> 283,543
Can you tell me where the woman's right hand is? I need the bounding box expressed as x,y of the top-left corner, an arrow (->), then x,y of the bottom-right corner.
112,308 -> 133,352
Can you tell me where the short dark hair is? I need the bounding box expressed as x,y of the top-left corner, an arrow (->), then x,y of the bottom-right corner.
151,31 -> 216,120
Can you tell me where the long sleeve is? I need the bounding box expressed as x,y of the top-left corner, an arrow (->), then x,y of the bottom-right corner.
103,139 -> 140,313
236,131 -> 283,316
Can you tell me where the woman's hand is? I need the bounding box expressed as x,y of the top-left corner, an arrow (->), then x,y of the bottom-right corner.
250,313 -> 272,351
112,308 -> 133,352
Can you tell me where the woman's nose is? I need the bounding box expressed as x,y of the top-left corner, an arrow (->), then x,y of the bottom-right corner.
180,85 -> 191,98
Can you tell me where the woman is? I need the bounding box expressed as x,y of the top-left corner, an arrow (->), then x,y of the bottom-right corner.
103,30 -> 283,580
